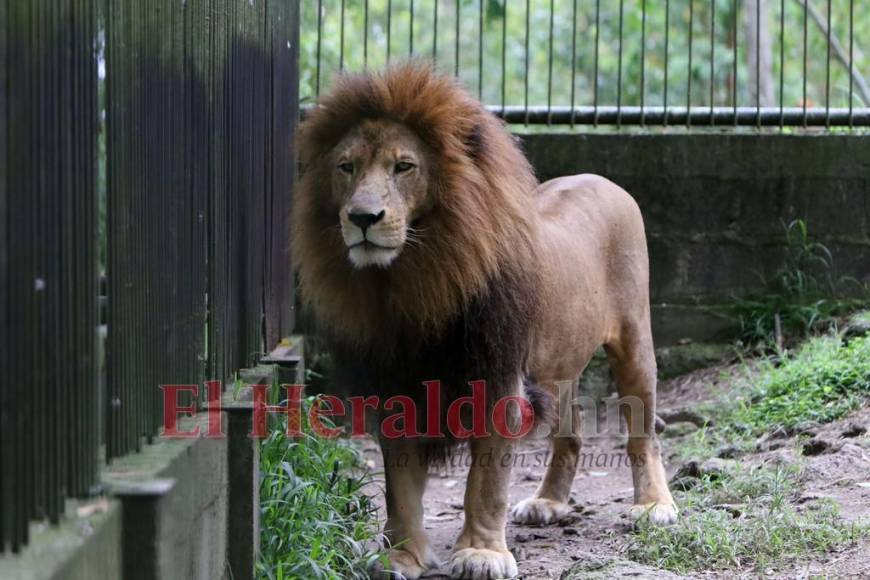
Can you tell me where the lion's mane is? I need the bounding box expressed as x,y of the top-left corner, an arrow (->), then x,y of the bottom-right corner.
293,63 -> 545,437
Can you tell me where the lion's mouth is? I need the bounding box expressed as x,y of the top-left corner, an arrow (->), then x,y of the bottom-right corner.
347,240 -> 402,269
350,240 -> 399,251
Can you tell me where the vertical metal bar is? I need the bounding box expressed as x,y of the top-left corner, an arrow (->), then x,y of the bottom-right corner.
640,0 -> 647,126
547,0 -> 554,124
524,0 -> 530,125
433,0 -> 438,61
570,0 -> 578,127
849,0 -> 854,126
709,0 -> 715,125
455,0 -> 460,77
502,0 -> 507,114
23,0 -> 38,540
340,0 -> 346,71
364,0 -> 369,67
315,0 -> 322,96
67,0 -> 77,498
664,0 -> 670,125
779,0 -> 785,130
410,0 -> 414,55
802,0 -> 808,126
42,0 -> 57,522
137,0 -> 148,449
733,0 -> 738,125
0,0 -> 8,548
593,0 -> 600,125
34,0 -> 47,523
617,0 -> 624,127
387,0 -> 392,64
825,0 -> 831,127
106,0 -> 116,460
756,0 -> 761,128
479,0 -> 484,99
687,0 -> 694,127
640,0 -> 646,127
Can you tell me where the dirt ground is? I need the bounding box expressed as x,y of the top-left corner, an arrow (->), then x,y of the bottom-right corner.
359,365 -> 870,579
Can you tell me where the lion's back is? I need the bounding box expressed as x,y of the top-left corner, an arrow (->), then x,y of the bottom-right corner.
530,174 -> 651,378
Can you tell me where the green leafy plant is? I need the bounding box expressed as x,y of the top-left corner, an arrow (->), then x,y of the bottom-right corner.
257,395 -> 384,580
729,219 -> 869,344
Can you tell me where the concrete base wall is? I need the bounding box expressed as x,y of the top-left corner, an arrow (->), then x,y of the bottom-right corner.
519,132 -> 870,343
103,413 -> 229,580
0,500 -> 122,580
1,404 -> 260,580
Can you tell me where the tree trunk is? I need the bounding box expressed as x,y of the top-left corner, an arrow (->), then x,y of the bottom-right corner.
744,0 -> 775,107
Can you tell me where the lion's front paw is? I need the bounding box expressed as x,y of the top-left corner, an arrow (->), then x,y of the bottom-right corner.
628,502 -> 678,526
447,547 -> 518,579
510,497 -> 571,525
374,547 -> 439,580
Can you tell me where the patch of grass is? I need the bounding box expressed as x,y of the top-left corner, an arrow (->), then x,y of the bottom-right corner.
727,219 -> 870,345
257,396 -> 384,580
730,335 -> 870,433
628,465 -> 865,574
672,334 -> 870,461
636,334 -> 870,573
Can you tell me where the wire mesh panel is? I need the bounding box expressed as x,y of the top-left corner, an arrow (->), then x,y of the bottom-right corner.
0,0 -> 100,553
301,0 -> 869,127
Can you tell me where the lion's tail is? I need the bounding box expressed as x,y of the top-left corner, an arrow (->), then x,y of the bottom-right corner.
523,377 -> 555,428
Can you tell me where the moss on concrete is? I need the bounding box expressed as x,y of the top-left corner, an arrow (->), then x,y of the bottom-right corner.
0,499 -> 122,580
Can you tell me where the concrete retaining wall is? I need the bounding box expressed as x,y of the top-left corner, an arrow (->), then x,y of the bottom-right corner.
2,405 -> 259,580
519,132 -> 870,343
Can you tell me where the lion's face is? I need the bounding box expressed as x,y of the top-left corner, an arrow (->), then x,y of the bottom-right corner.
330,119 -> 434,269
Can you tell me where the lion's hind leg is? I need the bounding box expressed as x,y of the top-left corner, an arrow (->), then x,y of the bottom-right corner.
605,326 -> 677,526
510,393 -> 580,525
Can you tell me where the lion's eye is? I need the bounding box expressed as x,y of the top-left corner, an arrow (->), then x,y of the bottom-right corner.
338,162 -> 354,174
394,161 -> 415,174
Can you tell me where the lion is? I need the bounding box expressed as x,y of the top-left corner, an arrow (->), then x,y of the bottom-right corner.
292,62 -> 677,580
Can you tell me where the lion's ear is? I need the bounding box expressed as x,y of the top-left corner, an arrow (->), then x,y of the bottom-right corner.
463,123 -> 485,160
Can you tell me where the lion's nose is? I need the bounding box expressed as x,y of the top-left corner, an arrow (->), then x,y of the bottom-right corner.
348,209 -> 385,231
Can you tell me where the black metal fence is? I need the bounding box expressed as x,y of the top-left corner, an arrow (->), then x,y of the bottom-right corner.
301,0 -> 870,127
1,0 -> 100,552
1,0 -> 298,553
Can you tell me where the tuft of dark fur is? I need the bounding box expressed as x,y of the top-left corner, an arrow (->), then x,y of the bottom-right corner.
462,123 -> 485,160
328,259 -> 541,463
523,378 -> 555,430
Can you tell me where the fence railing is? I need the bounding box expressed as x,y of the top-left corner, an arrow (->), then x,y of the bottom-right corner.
1,0 -> 100,551
301,0 -> 870,127
1,0 -> 298,553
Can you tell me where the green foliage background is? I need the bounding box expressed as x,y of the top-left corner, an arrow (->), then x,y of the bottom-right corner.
300,0 -> 869,114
